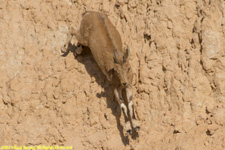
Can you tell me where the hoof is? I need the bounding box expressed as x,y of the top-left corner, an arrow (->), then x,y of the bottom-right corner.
135,126 -> 140,132
61,45 -> 68,53
125,121 -> 132,135
126,129 -> 132,135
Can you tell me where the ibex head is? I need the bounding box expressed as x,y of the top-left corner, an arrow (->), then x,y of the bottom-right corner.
112,47 -> 132,87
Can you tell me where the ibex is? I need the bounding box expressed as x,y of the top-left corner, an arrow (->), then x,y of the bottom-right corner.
62,11 -> 140,134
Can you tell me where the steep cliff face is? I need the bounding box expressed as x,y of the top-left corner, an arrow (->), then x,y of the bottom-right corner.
0,0 -> 225,149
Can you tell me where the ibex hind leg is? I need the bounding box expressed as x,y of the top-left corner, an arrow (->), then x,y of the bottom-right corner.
75,43 -> 83,55
74,29 -> 90,56
61,33 -> 73,53
74,24 -> 89,47
126,87 -> 140,132
61,26 -> 79,54
114,88 -> 132,135
61,34 -> 84,56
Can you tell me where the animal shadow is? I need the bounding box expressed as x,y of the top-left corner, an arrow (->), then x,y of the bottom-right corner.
61,44 -> 139,145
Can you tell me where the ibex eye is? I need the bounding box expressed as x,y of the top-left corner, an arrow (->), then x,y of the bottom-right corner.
109,68 -> 114,74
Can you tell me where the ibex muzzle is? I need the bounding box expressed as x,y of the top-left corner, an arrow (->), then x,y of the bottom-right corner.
62,11 -> 140,134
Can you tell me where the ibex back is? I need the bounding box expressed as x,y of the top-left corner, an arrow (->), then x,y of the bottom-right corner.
62,11 -> 140,134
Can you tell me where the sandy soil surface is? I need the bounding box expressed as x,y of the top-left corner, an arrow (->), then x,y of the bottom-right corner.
0,0 -> 225,150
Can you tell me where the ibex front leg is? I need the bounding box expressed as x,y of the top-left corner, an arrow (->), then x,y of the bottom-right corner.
114,87 -> 132,134
126,86 -> 140,132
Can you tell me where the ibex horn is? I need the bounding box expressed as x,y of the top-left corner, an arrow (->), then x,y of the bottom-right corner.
123,45 -> 130,63
113,51 -> 119,64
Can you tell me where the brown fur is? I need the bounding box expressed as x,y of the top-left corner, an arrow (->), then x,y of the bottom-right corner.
62,11 -> 140,134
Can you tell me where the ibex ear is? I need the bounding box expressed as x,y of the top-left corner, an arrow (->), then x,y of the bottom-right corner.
123,46 -> 130,63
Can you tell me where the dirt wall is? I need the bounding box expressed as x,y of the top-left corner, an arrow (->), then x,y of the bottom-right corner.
0,0 -> 225,150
